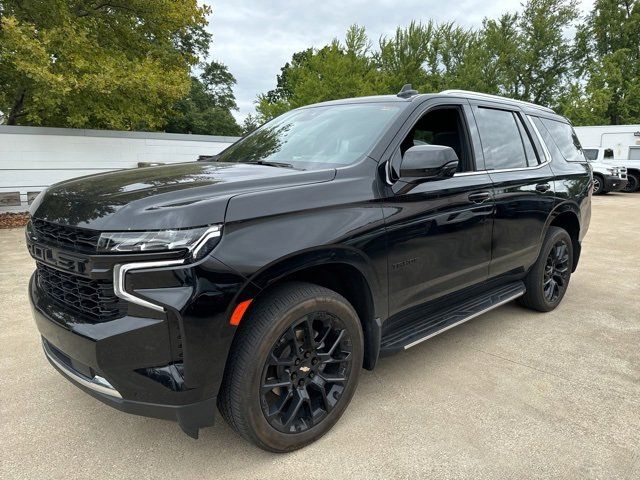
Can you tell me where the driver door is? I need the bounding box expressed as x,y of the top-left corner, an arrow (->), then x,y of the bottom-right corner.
380,100 -> 495,319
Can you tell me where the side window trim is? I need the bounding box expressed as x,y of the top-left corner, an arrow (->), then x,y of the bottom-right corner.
526,115 -> 552,165
514,112 -> 541,166
454,107 -> 552,176
383,101 -> 478,185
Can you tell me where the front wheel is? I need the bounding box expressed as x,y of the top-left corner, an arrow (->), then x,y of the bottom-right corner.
519,226 -> 573,312
623,173 -> 639,193
218,282 -> 363,452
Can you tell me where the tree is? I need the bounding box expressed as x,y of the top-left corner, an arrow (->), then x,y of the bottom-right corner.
377,21 -> 436,93
517,0 -> 579,105
164,61 -> 242,136
0,0 -> 210,129
561,0 -> 640,125
241,114 -> 260,135
256,25 -> 382,121
256,2 -> 579,122
254,1 -> 640,127
478,0 -> 579,106
376,21 -> 488,93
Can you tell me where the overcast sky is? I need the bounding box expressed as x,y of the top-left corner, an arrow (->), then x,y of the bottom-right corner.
202,0 -> 594,122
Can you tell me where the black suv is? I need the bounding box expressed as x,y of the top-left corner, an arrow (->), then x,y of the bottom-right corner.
27,88 -> 591,452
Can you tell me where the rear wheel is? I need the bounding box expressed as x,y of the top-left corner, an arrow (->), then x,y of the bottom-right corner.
623,173 -> 639,193
519,226 -> 573,312
218,282 -> 363,452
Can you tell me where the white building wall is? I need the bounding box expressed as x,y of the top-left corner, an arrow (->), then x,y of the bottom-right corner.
0,126 -> 239,212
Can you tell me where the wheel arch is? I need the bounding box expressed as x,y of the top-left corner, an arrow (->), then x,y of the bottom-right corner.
544,204 -> 581,272
229,248 -> 385,371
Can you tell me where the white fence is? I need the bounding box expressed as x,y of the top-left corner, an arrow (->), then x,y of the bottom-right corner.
0,126 -> 239,212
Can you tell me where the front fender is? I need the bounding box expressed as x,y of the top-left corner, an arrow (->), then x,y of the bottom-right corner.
253,247 -> 380,301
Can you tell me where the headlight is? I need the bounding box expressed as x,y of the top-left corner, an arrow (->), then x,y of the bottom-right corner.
97,225 -> 222,261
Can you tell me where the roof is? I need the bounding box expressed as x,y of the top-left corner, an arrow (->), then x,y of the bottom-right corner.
301,89 -> 557,116
302,94 -> 416,108
439,90 -> 555,113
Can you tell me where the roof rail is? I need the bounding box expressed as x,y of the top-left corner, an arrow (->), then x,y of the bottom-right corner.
440,89 -> 555,113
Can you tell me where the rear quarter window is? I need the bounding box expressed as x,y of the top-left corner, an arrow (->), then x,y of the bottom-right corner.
536,117 -> 584,162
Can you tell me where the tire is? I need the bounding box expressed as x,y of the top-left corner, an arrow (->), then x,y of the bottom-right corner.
518,226 -> 573,312
623,173 -> 639,193
218,281 -> 364,452
592,174 -> 605,195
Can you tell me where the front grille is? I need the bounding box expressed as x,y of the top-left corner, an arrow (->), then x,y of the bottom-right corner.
36,262 -> 125,321
31,219 -> 100,253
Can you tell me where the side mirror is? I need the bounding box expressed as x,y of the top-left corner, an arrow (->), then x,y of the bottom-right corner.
393,145 -> 459,193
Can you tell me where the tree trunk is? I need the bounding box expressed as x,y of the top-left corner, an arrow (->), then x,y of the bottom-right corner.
7,90 -> 26,125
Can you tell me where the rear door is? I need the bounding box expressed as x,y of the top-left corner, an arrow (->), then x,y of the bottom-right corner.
470,101 -> 556,277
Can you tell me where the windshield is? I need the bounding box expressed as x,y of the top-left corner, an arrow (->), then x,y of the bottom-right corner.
217,103 -> 403,169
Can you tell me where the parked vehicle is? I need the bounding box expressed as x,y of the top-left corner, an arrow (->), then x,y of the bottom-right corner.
573,125 -> 640,193
581,148 -> 628,194
26,88 -> 591,452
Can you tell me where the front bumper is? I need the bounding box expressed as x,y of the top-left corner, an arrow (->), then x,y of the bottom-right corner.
42,338 -> 215,438
602,174 -> 628,192
28,250 -> 255,437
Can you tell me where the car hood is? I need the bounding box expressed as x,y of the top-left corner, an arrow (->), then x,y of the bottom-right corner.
31,162 -> 335,230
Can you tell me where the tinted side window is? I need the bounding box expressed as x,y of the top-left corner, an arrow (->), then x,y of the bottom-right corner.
539,118 -> 584,162
397,106 -> 473,174
583,149 -> 598,161
531,117 -> 565,163
475,107 -> 528,169
604,148 -> 614,159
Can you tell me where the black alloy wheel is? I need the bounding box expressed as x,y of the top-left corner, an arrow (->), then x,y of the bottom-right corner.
519,226 -> 573,312
218,282 -> 363,452
542,239 -> 570,303
260,313 -> 353,433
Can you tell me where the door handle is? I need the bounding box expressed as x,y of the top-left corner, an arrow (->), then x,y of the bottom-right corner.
468,192 -> 491,203
535,183 -> 551,193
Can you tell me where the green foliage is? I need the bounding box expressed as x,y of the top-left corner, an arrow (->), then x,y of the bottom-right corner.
516,0 -> 579,104
164,61 -> 242,136
0,0 -> 211,129
256,25 -> 382,120
255,0 -> 640,127
241,114 -> 260,135
377,21 -> 437,92
559,0 -> 640,125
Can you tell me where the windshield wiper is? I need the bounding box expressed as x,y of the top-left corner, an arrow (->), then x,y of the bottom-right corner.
242,160 -> 296,169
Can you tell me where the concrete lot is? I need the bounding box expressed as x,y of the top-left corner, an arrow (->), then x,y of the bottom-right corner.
1,194 -> 639,479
